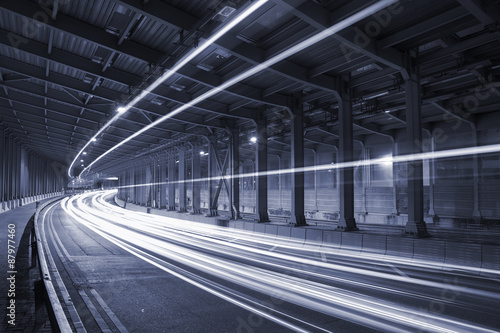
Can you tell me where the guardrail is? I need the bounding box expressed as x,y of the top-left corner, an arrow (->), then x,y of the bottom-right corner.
33,196 -> 72,333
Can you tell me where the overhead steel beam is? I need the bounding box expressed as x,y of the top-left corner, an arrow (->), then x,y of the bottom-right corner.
0,31 -> 285,116
455,0 -> 499,25
272,0 -> 408,77
112,0 -> 337,92
0,0 -> 162,64
0,29 -> 139,86
378,7 -> 469,48
0,55 -> 243,129
113,0 -> 198,31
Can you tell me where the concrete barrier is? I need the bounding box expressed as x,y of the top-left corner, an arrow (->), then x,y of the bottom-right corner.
322,230 -> 341,251
243,221 -> 254,233
444,242 -> 481,269
386,236 -> 413,258
361,234 -> 387,255
340,232 -> 363,253
276,225 -> 291,241
481,244 -> 500,276
290,227 -> 306,246
413,239 -> 445,264
265,224 -> 278,240
305,229 -> 323,246
253,223 -> 266,235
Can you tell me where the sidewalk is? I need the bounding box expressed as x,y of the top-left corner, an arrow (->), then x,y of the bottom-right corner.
1,198 -> 60,332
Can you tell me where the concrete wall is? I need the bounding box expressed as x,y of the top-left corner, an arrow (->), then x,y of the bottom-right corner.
0,128 -> 66,213
117,120 -> 500,227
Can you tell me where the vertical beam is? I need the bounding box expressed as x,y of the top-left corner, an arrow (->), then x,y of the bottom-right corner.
404,54 -> 429,237
471,128 -> 481,221
178,146 -> 187,212
337,75 -> 358,231
14,142 -> 20,200
191,145 -> 201,214
207,138 -> 219,216
129,167 -> 134,202
392,142 -> 399,215
313,150 -> 319,212
428,138 -> 436,217
231,128 -> 241,219
145,163 -> 152,206
361,146 -> 369,216
255,114 -> 269,222
138,164 -> 143,205
290,94 -> 307,226
167,154 -> 176,210
277,155 -> 282,209
160,159 -> 167,209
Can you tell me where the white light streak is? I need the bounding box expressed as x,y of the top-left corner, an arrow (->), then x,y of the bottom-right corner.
58,190 -> 500,333
78,0 -> 400,177
67,0 -> 268,178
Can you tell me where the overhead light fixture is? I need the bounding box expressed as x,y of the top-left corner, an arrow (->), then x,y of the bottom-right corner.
200,151 -> 205,155
92,138 -> 97,142
80,159 -> 84,162
83,152 -> 87,155
117,106 -> 127,114
250,136 -> 257,143
79,0 -> 399,177
68,0 -> 268,179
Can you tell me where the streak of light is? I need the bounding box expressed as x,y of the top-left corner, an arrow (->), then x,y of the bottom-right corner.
58,190 -> 500,333
67,0 -> 269,178
78,0 -> 400,177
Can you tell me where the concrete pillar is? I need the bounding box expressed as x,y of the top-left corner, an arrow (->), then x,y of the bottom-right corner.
191,145 -> 201,214
361,146 -> 369,215
277,155 -> 282,209
179,146 -> 187,212
160,159 -> 167,209
255,114 -> 269,222
207,138 -> 218,216
167,154 -> 176,211
129,167 -> 135,203
471,127 -> 481,221
290,94 -> 307,226
404,54 -> 429,237
231,128 -> 241,219
392,142 -> 399,216
337,76 -> 358,231
145,163 -> 152,206
428,138 -> 436,217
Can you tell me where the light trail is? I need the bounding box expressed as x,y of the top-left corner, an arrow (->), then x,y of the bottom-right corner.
68,0 -> 269,178
56,190 -> 500,333
79,0 -> 400,177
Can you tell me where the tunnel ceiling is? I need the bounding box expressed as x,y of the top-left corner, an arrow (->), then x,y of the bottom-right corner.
0,0 -> 499,174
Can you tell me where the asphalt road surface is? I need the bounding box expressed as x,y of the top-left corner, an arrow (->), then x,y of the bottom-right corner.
39,190 -> 500,333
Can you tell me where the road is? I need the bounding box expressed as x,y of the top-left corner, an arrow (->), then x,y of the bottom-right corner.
39,190 -> 500,333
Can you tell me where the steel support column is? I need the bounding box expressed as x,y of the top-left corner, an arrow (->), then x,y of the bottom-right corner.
167,154 -> 176,211
178,146 -> 187,212
404,54 -> 429,237
290,94 -> 307,226
207,137 -> 219,216
255,114 -> 269,222
145,163 -> 152,206
191,145 -> 201,214
160,159 -> 167,209
392,142 -> 399,215
337,76 -> 358,231
231,128 -> 241,220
